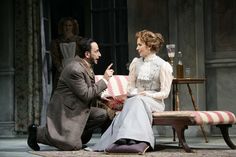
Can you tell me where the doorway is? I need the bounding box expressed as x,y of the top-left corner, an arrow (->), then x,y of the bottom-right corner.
48,0 -> 128,75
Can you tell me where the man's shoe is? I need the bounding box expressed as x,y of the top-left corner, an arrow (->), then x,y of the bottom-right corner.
81,131 -> 93,144
27,124 -> 40,151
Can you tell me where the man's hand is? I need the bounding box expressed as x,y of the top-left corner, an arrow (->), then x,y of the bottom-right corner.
103,63 -> 114,81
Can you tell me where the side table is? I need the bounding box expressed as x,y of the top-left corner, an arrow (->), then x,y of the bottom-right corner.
172,78 -> 208,143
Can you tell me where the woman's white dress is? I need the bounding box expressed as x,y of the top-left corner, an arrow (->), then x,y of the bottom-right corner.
90,53 -> 173,151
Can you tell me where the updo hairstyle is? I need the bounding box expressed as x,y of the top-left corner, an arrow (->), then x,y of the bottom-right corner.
135,29 -> 164,52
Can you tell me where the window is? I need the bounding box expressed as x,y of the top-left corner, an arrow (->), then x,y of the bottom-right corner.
91,0 -> 128,74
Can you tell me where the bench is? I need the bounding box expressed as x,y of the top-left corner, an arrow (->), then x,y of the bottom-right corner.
152,111 -> 236,152
95,75 -> 236,152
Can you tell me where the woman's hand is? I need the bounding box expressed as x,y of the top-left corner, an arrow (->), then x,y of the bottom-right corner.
101,96 -> 113,102
138,91 -> 146,96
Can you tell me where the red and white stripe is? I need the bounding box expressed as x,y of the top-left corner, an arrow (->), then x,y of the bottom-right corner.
95,75 -> 128,96
193,111 -> 236,125
152,111 -> 236,125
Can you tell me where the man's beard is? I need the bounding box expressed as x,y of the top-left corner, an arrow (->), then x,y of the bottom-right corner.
89,58 -> 96,67
91,58 -> 98,65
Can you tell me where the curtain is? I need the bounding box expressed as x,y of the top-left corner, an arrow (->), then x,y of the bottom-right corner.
15,0 -> 42,132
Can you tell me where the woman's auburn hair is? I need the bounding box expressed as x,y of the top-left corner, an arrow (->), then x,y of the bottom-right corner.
135,29 -> 165,52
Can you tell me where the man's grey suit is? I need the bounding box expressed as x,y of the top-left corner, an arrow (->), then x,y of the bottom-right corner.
37,56 -> 108,150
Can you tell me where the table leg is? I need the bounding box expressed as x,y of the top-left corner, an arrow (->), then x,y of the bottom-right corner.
172,84 -> 176,141
187,83 -> 208,143
175,84 -> 180,111
172,84 -> 180,141
172,84 -> 176,112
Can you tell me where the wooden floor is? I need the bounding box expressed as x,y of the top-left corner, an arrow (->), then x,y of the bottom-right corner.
0,134 -> 236,157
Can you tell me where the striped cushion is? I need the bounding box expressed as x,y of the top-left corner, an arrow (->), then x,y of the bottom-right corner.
192,111 -> 236,125
95,75 -> 128,96
152,111 -> 236,125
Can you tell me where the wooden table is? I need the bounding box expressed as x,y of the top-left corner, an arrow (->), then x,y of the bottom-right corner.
172,78 -> 208,143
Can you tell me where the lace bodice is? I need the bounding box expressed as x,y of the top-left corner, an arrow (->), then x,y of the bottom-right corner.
127,53 -> 173,100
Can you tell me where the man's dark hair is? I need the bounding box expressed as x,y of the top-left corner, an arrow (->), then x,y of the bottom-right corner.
77,38 -> 95,58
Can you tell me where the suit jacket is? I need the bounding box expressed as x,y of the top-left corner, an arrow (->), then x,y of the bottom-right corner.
45,56 -> 107,150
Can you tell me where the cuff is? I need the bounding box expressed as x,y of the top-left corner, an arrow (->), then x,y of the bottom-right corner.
102,78 -> 109,85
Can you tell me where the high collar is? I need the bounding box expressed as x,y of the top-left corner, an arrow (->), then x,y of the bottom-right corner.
143,53 -> 157,62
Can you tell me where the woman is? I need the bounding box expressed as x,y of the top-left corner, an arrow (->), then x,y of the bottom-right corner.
50,17 -> 82,90
90,29 -> 173,151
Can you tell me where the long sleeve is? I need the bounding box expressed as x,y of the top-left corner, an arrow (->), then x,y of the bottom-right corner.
62,64 -> 107,103
145,62 -> 173,100
127,58 -> 138,94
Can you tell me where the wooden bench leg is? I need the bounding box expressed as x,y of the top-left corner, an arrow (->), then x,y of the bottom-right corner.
173,124 -> 193,153
216,124 -> 236,149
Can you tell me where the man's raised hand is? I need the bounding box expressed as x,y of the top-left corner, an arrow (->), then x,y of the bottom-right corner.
103,63 -> 114,81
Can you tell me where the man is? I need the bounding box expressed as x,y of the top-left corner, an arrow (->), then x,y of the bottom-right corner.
27,38 -> 114,151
